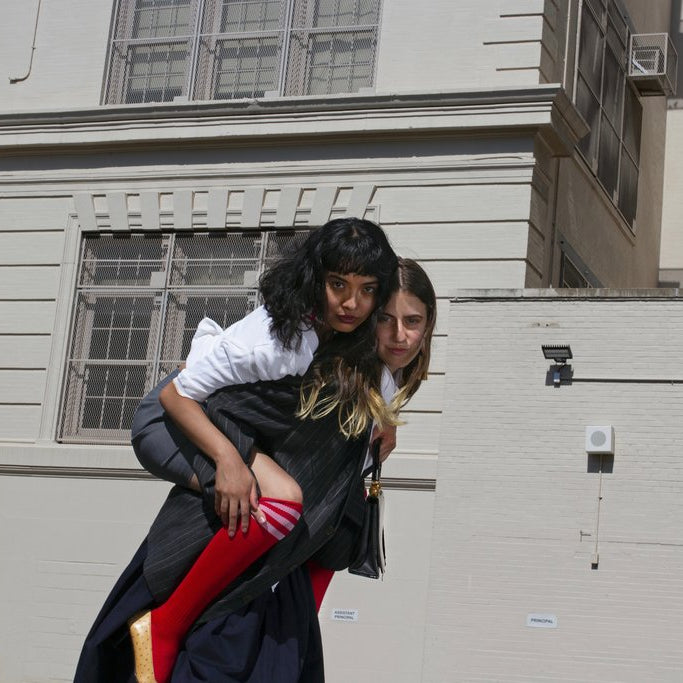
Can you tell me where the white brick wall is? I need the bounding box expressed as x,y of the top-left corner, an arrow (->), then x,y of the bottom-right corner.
424,290 -> 683,682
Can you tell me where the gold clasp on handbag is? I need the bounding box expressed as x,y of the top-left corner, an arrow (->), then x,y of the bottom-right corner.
369,480 -> 382,497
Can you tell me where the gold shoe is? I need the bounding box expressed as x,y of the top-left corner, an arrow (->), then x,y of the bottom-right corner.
128,611 -> 158,683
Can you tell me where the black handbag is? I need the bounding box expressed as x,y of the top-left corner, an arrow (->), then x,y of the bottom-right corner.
348,439 -> 386,579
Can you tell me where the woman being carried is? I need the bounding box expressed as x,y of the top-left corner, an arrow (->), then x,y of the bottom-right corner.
134,259 -> 437,681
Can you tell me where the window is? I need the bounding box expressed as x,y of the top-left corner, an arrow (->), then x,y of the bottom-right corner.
59,230 -> 308,443
558,239 -> 601,288
104,0 -> 382,104
574,0 -> 641,227
559,252 -> 592,288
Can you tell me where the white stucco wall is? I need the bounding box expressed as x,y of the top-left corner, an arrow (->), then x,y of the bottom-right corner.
0,0 -> 560,115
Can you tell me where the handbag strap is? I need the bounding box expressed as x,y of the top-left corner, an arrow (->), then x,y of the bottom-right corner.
370,438 -> 382,483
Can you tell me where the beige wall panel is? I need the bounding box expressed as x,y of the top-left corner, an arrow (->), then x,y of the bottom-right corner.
428,335 -> 447,373
385,222 -> 530,260
0,370 -> 45,403
424,293 -> 683,682
401,375 -> 444,412
622,0 -> 672,34
0,0 -> 111,112
493,15 -> 545,42
0,302 -> 55,333
0,232 -> 65,265
0,266 -> 60,300
321,489 -> 434,683
661,111 -> 683,269
540,0 -> 563,84
0,198 -> 72,231
376,184 -> 532,224
0,335 -> 51,367
394,412 -> 442,453
526,223 -> 545,276
634,97 -> 668,284
0,476 -> 172,681
422,260 -> 529,293
556,159 -> 660,287
0,405 -> 41,440
434,300 -> 450,336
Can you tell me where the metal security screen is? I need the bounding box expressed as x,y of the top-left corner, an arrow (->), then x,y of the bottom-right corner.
59,230 -> 309,444
104,0 -> 381,103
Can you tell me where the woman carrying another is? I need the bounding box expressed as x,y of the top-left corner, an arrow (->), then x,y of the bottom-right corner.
307,257 -> 437,608
75,218 -> 399,682
135,259 -> 437,681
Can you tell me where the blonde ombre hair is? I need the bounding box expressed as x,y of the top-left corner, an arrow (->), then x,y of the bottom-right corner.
297,318 -> 400,438
297,259 -> 435,438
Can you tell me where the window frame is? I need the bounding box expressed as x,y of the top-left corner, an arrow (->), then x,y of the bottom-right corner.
58,229 -> 311,444
573,0 -> 642,230
103,0 -> 382,105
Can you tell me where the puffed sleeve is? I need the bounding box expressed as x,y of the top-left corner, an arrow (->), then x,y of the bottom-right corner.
173,337 -> 256,401
184,318 -> 223,368
173,307 -> 318,402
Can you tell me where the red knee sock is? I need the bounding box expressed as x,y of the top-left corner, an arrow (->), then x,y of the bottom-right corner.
306,560 -> 335,611
150,497 -> 302,682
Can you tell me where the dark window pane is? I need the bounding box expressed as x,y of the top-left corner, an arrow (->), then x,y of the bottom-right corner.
622,83 -> 642,163
125,42 -> 189,103
578,5 -> 604,97
560,253 -> 590,288
109,330 -> 130,358
80,235 -> 166,287
82,398 -> 103,429
607,3 -> 628,51
89,330 -> 110,359
133,0 -> 193,39
583,0 -> 605,19
107,367 -> 127,396
313,0 -> 381,28
129,329 -> 150,360
102,399 -> 124,429
602,45 -> 624,127
221,0 -> 283,32
576,76 -> 600,164
122,400 -> 139,430
213,37 -> 281,99
618,149 -> 638,226
597,115 -> 619,198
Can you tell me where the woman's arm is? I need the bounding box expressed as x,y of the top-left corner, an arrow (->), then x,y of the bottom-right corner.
159,381 -> 262,535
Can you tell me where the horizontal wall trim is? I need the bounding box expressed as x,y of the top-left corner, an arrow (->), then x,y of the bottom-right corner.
452,288 -> 683,302
0,465 -> 436,491
1,85 -> 565,126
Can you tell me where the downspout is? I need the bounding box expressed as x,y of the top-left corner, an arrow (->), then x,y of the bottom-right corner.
9,0 -> 42,84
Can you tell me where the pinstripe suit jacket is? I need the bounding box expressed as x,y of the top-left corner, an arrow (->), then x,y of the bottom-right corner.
143,375 -> 369,625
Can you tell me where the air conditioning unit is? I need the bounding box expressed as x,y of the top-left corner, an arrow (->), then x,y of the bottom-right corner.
585,426 -> 615,455
628,33 -> 678,97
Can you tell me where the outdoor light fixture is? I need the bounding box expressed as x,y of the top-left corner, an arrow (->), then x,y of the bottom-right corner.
541,344 -> 573,363
541,344 -> 573,387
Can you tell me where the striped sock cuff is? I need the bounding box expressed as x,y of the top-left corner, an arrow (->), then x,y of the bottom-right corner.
259,498 -> 302,541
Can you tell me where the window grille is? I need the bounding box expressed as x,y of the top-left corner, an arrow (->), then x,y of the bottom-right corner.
574,0 -> 641,228
59,229 -> 309,444
104,0 -> 381,104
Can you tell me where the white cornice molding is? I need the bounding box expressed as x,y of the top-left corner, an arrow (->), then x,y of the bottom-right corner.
0,86 -> 588,155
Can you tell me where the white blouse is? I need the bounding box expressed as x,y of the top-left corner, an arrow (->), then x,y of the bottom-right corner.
174,306 -> 319,402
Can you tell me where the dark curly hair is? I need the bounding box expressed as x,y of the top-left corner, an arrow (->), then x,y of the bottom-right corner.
259,218 -> 398,349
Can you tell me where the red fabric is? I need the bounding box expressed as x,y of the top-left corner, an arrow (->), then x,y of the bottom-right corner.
150,498 -> 302,682
306,560 -> 335,611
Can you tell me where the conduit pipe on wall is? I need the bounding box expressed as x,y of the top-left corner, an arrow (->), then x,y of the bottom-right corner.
9,0 -> 42,84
